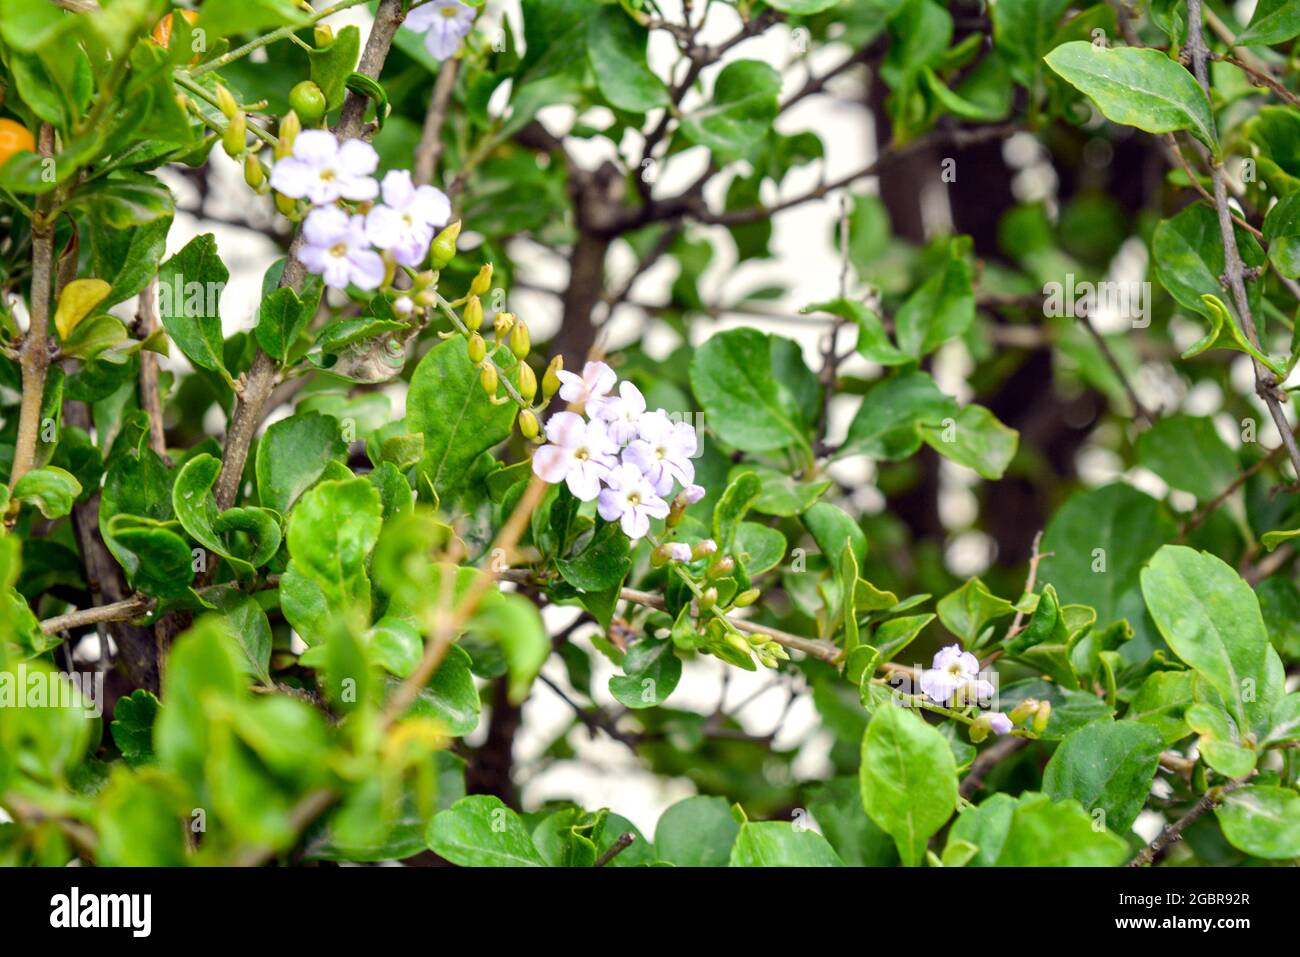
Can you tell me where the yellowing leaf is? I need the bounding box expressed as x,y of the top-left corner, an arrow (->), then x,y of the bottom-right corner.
54,278 -> 111,340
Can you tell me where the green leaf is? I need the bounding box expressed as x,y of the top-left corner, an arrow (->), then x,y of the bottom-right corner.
654,796 -> 740,867
586,5 -> 667,112
1181,294 -> 1285,377
806,776 -> 898,866
1135,414 -> 1238,501
283,478 -> 383,633
1042,718 -> 1165,832
254,287 -> 313,365
895,238 -> 975,356
427,795 -> 546,866
11,466 -> 81,519
729,820 -> 844,866
802,501 -> 867,568
395,645 -> 481,735
690,328 -> 815,455
409,337 -> 518,500
207,588 -> 273,684
1127,670 -> 1197,745
255,411 -> 348,514
1140,545 -> 1285,737
1039,483 -> 1175,662
1215,785 -> 1300,859
859,704 -> 958,866
197,0 -> 308,37
989,792 -> 1130,865
766,0 -> 844,12
609,637 -> 681,709
173,454 -> 281,576
841,370 -> 958,460
105,516 -> 195,599
802,298 -> 911,366
733,465 -> 831,517
54,278 -> 111,340
1262,692 -> 1300,746
556,520 -> 631,591
993,0 -> 1072,88
157,234 -> 232,383
109,689 -> 159,768
1236,0 -> 1300,46
1263,188 -> 1300,279
921,404 -> 1019,480
937,577 -> 1015,644
1044,42 -> 1218,153
679,60 -> 780,158
469,590 -> 549,705
308,24 -> 361,111
713,470 -> 763,553
1153,203 -> 1265,325
734,522 -> 786,574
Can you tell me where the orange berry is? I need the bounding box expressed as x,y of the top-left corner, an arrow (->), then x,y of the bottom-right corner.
150,10 -> 200,48
0,119 -> 36,170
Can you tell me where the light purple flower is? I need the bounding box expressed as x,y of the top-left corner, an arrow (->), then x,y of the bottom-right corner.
986,711 -> 1014,735
405,0 -> 475,61
531,412 -> 617,501
598,462 -> 669,540
365,170 -> 451,267
624,409 -> 697,496
393,295 -> 415,316
666,543 -> 693,562
269,129 -> 379,206
556,360 -> 616,410
595,380 -> 647,445
297,206 -> 385,290
694,539 -> 717,556
919,644 -> 995,706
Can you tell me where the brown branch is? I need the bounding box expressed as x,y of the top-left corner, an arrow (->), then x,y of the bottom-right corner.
40,595 -> 153,635
595,832 -> 636,866
1128,778 -> 1250,866
8,125 -> 56,499
136,278 -> 168,459
213,0 -> 407,513
1186,0 -> 1300,482
414,57 -> 459,187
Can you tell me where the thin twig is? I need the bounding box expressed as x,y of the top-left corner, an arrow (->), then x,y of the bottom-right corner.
40,595 -> 153,636
1128,778 -> 1250,866
136,278 -> 168,459
595,832 -> 636,866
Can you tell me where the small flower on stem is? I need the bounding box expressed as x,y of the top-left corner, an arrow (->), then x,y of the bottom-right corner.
556,360 -> 616,411
405,0 -> 476,61
919,644 -> 995,707
531,412 -> 617,502
298,206 -> 385,290
269,129 -> 379,205
365,170 -> 451,267
597,462 -> 669,540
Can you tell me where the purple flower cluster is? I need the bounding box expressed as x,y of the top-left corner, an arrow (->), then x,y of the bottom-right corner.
270,130 -> 451,290
919,645 -> 1013,735
531,361 -> 704,541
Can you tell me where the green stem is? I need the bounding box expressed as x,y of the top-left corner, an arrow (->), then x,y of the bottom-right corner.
431,291 -> 530,408
174,74 -> 279,148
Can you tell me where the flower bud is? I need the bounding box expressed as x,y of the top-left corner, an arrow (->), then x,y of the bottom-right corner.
517,361 -> 537,402
469,263 -> 493,297
651,543 -> 675,568
467,333 -> 487,364
969,714 -> 993,744
706,557 -> 734,579
243,151 -> 265,189
215,84 -> 239,119
275,191 -> 299,218
700,587 -> 719,611
693,539 -> 718,560
479,363 -> 498,398
518,409 -> 540,439
222,111 -> 246,158
542,355 -> 564,399
493,311 -> 515,342
463,295 -> 483,331
276,110 -> 301,159
411,270 -> 436,293
314,24 -> 334,47
393,296 -> 415,317
509,319 -> 530,360
734,588 -> 760,607
679,484 -> 706,505
1032,700 -> 1052,733
725,632 -> 752,657
1008,698 -> 1039,725
429,220 -> 461,270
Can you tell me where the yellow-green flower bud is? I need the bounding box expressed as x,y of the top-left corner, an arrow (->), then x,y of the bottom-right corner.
735,588 -> 760,607
314,24 -> 334,47
509,320 -> 530,360
215,84 -> 239,119
493,311 -> 515,343
519,409 -> 540,439
276,110 -> 301,159
275,191 -> 299,218
469,263 -> 493,297
700,587 -> 719,611
1008,698 -> 1039,725
969,714 -> 993,744
467,333 -> 487,364
479,363 -> 499,398
1032,700 -> 1052,733
517,361 -> 537,402
463,295 -> 483,331
222,111 -> 246,158
244,151 -> 265,189
429,220 -> 461,270
725,632 -> 752,657
542,355 -> 563,399
707,556 -> 734,579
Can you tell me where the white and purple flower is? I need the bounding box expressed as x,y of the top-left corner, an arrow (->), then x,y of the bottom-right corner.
530,412 -> 617,502
270,129 -> 379,206
624,409 -> 697,496
595,380 -> 648,445
405,0 -> 476,61
365,169 -> 452,267
919,644 -> 995,707
598,462 -> 670,540
556,360 -> 616,411
297,206 -> 386,290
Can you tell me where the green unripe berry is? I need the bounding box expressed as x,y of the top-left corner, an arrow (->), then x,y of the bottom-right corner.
289,81 -> 328,126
